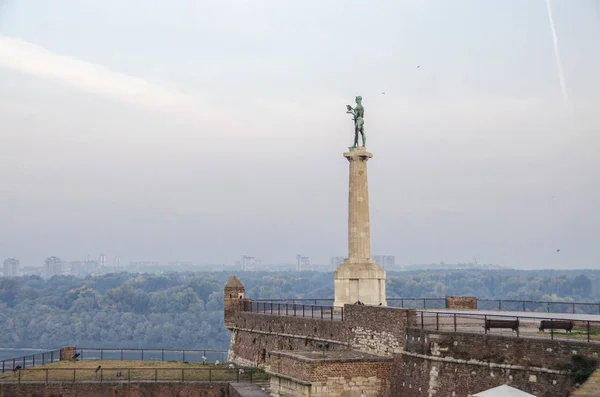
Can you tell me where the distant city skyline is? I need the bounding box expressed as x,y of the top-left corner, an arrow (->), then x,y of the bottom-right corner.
2,251 -> 507,277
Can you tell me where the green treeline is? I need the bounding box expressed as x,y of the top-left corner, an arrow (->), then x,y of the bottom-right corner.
0,269 -> 598,350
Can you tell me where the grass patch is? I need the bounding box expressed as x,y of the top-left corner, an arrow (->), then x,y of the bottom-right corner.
0,360 -> 267,383
552,328 -> 600,341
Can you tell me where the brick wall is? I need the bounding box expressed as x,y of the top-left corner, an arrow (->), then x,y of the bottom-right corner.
0,382 -> 229,397
445,296 -> 477,310
225,298 -> 251,329
345,305 -> 416,357
268,351 -> 391,382
267,351 -> 392,397
59,347 -> 76,361
228,312 -> 349,366
228,306 -> 418,366
390,328 -> 600,397
395,354 -> 571,397
404,328 -> 600,370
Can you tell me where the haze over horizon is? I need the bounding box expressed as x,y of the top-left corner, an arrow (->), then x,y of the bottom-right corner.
1,0 -> 599,269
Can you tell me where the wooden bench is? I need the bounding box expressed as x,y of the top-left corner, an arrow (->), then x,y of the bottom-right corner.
484,319 -> 519,332
538,320 -> 574,333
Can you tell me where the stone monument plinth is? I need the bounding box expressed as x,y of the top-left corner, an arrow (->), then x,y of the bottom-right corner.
334,146 -> 387,307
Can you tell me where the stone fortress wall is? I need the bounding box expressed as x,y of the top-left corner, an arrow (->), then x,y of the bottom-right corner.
395,328 -> 600,397
225,278 -> 600,397
228,304 -> 416,367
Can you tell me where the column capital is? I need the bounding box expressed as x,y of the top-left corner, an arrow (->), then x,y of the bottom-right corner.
343,146 -> 373,161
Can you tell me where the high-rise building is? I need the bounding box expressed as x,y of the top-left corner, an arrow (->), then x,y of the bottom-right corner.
99,254 -> 107,268
296,255 -> 311,272
69,261 -> 85,276
330,256 -> 345,271
3,258 -> 19,277
373,255 -> 395,269
44,256 -> 63,278
241,256 -> 259,271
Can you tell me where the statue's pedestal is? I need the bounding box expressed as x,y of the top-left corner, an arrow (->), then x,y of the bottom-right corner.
333,258 -> 387,307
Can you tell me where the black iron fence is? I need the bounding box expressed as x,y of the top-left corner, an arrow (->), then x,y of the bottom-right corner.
1,349 -> 61,374
252,298 -> 600,314
75,348 -> 227,363
249,298 -> 335,306
244,301 -> 343,320
477,299 -> 600,314
388,298 -> 446,309
414,310 -> 600,343
0,366 -> 266,384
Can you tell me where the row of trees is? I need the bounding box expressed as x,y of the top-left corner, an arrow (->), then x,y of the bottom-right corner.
0,269 -> 598,349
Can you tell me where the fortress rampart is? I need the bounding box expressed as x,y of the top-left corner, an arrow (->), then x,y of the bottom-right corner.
225,277 -> 600,397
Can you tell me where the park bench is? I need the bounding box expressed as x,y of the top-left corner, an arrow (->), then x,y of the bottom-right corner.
538,320 -> 574,333
484,318 -> 519,332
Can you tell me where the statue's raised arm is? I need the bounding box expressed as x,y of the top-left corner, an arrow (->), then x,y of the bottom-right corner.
346,96 -> 365,147
346,104 -> 356,117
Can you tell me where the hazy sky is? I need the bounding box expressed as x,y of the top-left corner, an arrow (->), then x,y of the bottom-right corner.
1,0 -> 599,269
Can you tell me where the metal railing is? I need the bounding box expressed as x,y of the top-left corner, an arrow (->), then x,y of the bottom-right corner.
414,310 -> 600,343
251,299 -> 335,306
244,301 -> 343,321
477,299 -> 600,314
1,349 -> 61,374
252,298 -> 600,314
388,298 -> 446,309
250,298 -> 446,309
76,348 -> 227,363
0,366 -> 266,384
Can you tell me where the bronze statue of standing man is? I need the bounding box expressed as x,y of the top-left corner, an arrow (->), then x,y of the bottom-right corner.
346,96 -> 365,147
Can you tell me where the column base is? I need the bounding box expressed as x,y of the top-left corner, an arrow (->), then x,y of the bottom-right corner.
333,259 -> 387,307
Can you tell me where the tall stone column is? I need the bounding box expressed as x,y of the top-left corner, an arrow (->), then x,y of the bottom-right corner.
334,146 -> 387,307
346,148 -> 372,260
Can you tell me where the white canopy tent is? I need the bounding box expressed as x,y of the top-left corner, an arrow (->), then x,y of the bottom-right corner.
473,385 -> 537,397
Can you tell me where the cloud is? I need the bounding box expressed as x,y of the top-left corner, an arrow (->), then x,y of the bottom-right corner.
0,35 -> 225,123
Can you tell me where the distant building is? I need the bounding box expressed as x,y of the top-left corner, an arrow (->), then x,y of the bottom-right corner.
296,255 -> 311,272
3,258 -> 19,277
85,260 -> 100,274
129,261 -> 159,271
373,255 -> 395,269
99,254 -> 107,268
330,256 -> 345,270
69,261 -> 85,276
21,266 -> 42,276
241,256 -> 259,272
44,256 -> 63,278
168,261 -> 193,269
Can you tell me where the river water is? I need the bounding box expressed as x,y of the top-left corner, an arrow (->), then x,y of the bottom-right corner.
0,348 -> 48,361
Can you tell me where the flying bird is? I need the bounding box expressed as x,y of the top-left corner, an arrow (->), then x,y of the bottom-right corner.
556,249 -> 561,252
417,65 -> 420,68
95,365 -> 102,374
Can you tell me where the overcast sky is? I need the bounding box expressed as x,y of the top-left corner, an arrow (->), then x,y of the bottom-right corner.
1,0 -> 599,269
